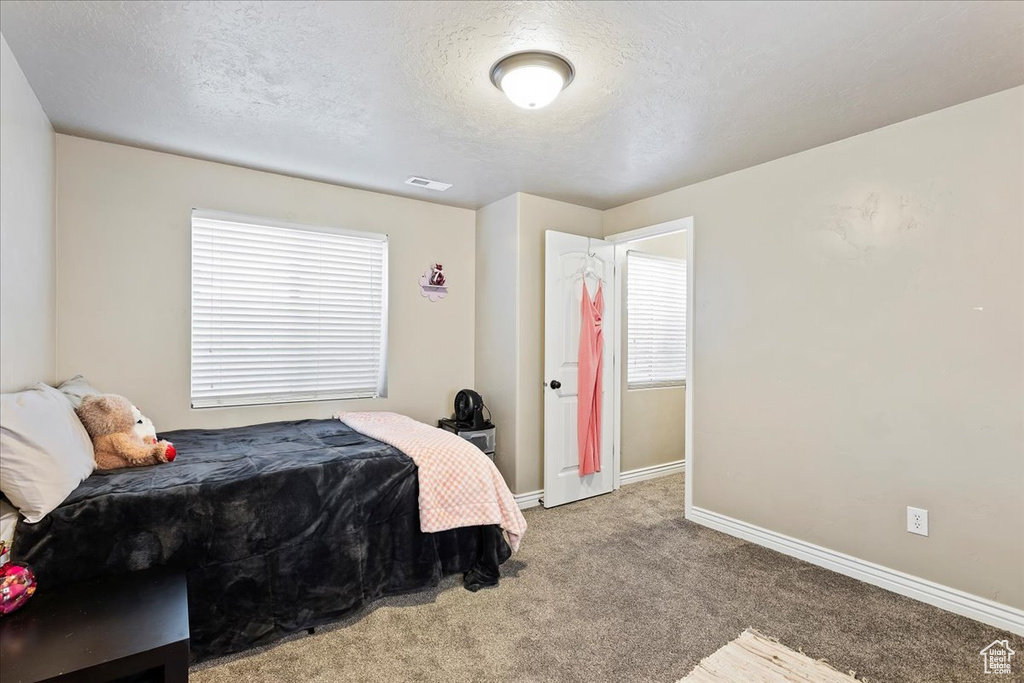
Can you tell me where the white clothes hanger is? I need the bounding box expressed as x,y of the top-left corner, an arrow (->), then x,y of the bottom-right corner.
573,238 -> 601,285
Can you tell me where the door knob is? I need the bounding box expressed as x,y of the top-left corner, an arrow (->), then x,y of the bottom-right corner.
548,380 -> 561,389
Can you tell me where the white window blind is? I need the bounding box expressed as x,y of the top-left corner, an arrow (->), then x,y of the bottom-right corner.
627,251 -> 687,389
191,210 -> 388,408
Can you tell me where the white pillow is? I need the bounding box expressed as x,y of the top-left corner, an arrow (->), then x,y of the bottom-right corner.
0,383 -> 95,523
57,375 -> 102,408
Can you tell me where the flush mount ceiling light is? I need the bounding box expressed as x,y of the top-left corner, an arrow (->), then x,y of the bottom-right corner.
490,51 -> 574,110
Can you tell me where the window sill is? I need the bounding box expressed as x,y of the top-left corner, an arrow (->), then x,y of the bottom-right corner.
627,381 -> 686,392
191,392 -> 383,409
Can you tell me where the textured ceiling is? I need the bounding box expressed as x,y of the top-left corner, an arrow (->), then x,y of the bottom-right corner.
1,1 -> 1022,209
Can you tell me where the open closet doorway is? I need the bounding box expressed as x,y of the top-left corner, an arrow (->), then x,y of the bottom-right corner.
607,218 -> 694,514
541,219 -> 693,512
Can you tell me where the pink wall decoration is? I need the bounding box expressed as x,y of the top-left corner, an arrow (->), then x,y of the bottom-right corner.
419,263 -> 448,302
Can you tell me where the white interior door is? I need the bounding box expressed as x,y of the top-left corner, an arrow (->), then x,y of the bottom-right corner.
543,230 -> 616,508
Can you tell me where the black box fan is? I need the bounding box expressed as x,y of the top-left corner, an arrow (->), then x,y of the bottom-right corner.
453,390 -> 492,429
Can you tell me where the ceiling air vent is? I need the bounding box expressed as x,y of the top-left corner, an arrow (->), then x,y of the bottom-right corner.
405,176 -> 452,191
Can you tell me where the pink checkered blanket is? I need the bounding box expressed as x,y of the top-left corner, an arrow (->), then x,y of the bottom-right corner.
334,412 -> 526,552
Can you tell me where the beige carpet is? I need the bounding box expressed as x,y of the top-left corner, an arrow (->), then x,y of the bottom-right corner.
677,629 -> 859,682
192,475 -> 1019,682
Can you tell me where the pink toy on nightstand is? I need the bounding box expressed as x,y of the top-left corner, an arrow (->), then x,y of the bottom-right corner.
0,552 -> 37,615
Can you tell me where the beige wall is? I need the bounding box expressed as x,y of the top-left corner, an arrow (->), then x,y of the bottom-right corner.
475,194 -> 520,487
56,135 -> 476,430
617,231 -> 687,472
479,193 -> 685,493
603,87 -> 1024,609
0,35 -> 55,392
517,194 -> 603,493
473,193 -> 603,494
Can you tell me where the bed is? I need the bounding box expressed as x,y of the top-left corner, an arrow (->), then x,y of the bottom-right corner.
12,418 -> 512,661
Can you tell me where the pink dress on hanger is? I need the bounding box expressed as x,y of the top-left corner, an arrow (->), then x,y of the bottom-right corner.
577,280 -> 604,476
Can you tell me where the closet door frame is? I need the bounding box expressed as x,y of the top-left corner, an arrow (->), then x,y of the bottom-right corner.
606,216 -> 694,517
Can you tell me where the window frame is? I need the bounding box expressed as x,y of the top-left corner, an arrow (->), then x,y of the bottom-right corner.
189,208 -> 389,409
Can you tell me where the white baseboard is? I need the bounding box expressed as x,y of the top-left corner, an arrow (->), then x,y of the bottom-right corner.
515,460 -> 685,510
687,506 -> 1024,636
514,490 -> 543,510
619,459 -> 685,486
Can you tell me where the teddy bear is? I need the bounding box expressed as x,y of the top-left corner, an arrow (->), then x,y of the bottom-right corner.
76,394 -> 176,470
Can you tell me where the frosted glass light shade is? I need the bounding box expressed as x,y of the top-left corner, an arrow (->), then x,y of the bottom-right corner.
491,52 -> 574,110
499,66 -> 565,109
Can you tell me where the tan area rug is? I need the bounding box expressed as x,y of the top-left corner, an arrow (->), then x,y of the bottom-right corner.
678,629 -> 861,682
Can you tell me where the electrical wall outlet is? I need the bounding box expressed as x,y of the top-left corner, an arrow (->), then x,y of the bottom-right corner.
907,506 -> 929,536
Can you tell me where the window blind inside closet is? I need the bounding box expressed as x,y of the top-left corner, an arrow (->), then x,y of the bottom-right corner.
626,250 -> 686,389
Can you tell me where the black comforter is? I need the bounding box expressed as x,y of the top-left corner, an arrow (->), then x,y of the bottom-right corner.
13,419 -> 511,660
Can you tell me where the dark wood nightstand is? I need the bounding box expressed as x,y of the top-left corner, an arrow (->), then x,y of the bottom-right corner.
0,567 -> 189,683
